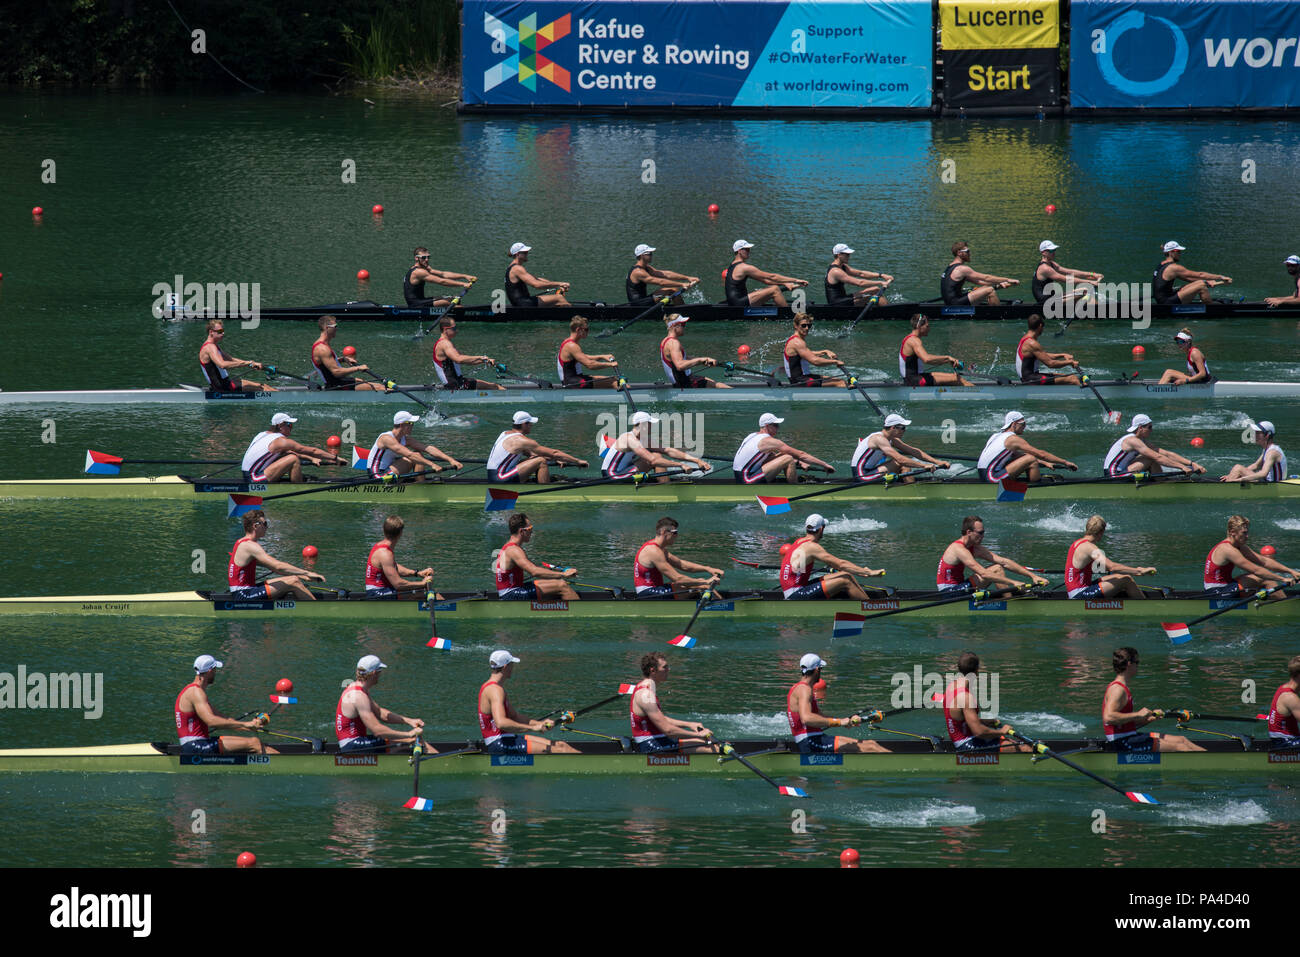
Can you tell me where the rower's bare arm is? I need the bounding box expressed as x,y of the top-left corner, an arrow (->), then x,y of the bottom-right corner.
1110,559 -> 1156,576
571,346 -> 617,369
412,440 -> 459,468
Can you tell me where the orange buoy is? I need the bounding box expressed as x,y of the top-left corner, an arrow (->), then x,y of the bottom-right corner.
1190,436 -> 1204,448
302,545 -> 318,559
737,344 -> 751,357
326,435 -> 342,448
342,345 -> 357,357
1262,545 -> 1277,557
276,678 -> 294,694
1131,345 -> 1145,358
840,848 -> 860,868
357,269 -> 370,281
236,851 -> 257,867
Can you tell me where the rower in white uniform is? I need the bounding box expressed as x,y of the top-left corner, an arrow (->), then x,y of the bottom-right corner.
241,412 -> 344,483
367,411 -> 462,479
1221,420 -> 1289,483
850,413 -> 950,482
602,411 -> 710,479
733,413 -> 834,484
976,410 -> 1077,485
1102,414 -> 1205,477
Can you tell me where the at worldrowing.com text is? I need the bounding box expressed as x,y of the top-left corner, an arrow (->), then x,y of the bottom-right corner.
779,80 -> 910,95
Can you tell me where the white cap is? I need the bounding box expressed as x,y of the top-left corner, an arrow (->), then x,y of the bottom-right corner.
1285,255 -> 1300,265
799,653 -> 828,674
271,413 -> 298,426
509,242 -> 532,255
1039,240 -> 1059,252
634,244 -> 656,257
1163,240 -> 1186,252
1002,410 -> 1026,429
805,513 -> 828,531
665,314 -> 690,327
832,243 -> 855,255
883,413 -> 912,428
1250,420 -> 1276,435
629,411 -> 659,426
1174,330 -> 1193,342
759,412 -> 785,428
513,411 -> 539,425
356,654 -> 388,675
733,239 -> 755,252
1127,413 -> 1153,433
393,411 -> 420,426
193,654 -> 223,674
490,650 -> 521,668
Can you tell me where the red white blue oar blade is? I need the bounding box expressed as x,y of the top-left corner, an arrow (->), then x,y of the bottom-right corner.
756,495 -> 791,515
995,478 -> 1028,502
84,450 -> 123,475
402,796 -> 435,812
227,494 -> 263,518
1162,622 -> 1193,645
668,635 -> 697,649
777,785 -> 808,798
268,694 -> 297,705
1125,791 -> 1160,805
426,636 -> 451,650
618,684 -> 637,694
351,445 -> 369,471
484,488 -> 519,511
832,613 -> 865,638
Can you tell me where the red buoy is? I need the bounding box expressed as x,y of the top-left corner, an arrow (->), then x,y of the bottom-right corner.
707,203 -> 720,215
357,269 -> 370,281
32,206 -> 43,217
326,435 -> 342,448
275,678 -> 294,694
236,851 -> 257,868
372,204 -> 384,214
1190,436 -> 1205,448
1045,204 -> 1057,215
1131,345 -> 1145,358
1262,544 -> 1277,557
737,344 -> 751,357
779,543 -> 793,556
342,345 -> 357,358
813,678 -> 827,700
840,848 -> 860,868
302,545 -> 319,559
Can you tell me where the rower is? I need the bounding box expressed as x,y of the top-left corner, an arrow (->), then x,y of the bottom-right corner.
899,314 -> 971,386
784,312 -> 847,387
1031,240 -> 1102,306
175,655 -> 275,756
1221,419 -> 1288,483
1015,314 -> 1081,386
311,316 -> 385,391
367,410 -> 462,480
241,412 -> 344,483
942,652 -> 1021,752
779,513 -> 885,600
1264,255 -> 1300,307
724,240 -> 807,308
1266,655 -> 1300,750
486,410 -> 589,484
364,516 -> 434,597
433,315 -> 504,390
199,320 -> 275,393
659,314 -> 729,388
633,516 -> 724,598
1065,514 -> 1155,600
937,516 -> 1047,594
228,509 -> 324,601
824,243 -> 892,307
506,242 -> 571,307
787,655 -> 887,753
1202,515 -> 1298,599
337,655 -> 432,752
850,413 -> 950,483
1153,241 -> 1231,304
1157,328 -> 1212,385
941,241 -> 1018,305
557,316 -> 619,388
733,412 -> 834,484
1103,647 -> 1203,754
478,650 -> 578,754
627,243 -> 698,305
1102,413 -> 1205,476
630,652 -> 716,753
976,410 -> 1077,484
494,512 -> 580,600
403,247 -> 475,307
603,411 -> 710,479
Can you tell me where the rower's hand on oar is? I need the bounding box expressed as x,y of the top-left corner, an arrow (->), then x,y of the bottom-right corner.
304,571 -> 327,583
829,714 -> 862,727
1031,576 -> 1049,587
1138,567 -> 1157,577
532,718 -> 558,732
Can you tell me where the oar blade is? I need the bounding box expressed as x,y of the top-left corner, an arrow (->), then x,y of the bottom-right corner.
668,635 -> 697,649
484,488 -> 519,511
84,450 -> 123,475
1161,622 -> 1193,645
351,446 -> 370,471
777,785 -> 809,798
995,478 -> 1028,502
756,495 -> 791,515
426,636 -> 452,650
402,796 -> 436,812
228,494 -> 263,517
268,694 -> 297,704
1125,791 -> 1160,805
831,613 -> 865,638
618,683 -> 638,694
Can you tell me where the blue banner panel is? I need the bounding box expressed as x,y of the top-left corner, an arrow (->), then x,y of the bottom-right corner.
462,0 -> 933,108
1071,0 -> 1300,108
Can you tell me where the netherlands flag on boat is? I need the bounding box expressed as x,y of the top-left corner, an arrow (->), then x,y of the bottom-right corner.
351,445 -> 369,471
668,635 -> 696,649
1161,622 -> 1192,645
995,478 -> 1029,503
484,488 -> 518,511
777,786 -> 808,797
832,613 -> 865,637
227,494 -> 263,517
268,694 -> 297,705
756,495 -> 791,515
84,450 -> 123,475
1125,791 -> 1159,805
426,636 -> 451,650
403,796 -> 435,812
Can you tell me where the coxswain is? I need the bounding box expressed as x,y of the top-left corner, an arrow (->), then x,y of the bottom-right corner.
403,246 -> 475,307
311,316 -> 385,391
494,513 -> 580,600
1031,241 -> 1102,306
1202,515 -> 1299,598
1065,514 -> 1155,599
198,320 -> 275,392
784,312 -> 847,387
824,243 -> 892,307
850,413 -> 950,482
733,412 -> 834,484
241,412 -> 344,483
787,655 -> 887,753
478,650 -> 578,754
942,652 -> 1023,752
1102,648 -> 1203,753
1266,656 -> 1300,750
337,655 -> 432,752
724,240 -> 808,307
1221,419 -> 1288,483
1264,255 -> 1300,307
659,314 -> 729,388
627,243 -> 698,305
557,316 -> 619,388
367,410 -> 462,479
976,410 -> 1077,484
941,241 -> 1018,305
1153,241 -> 1231,304
936,516 -> 1047,594
899,314 -> 971,386
175,655 -> 275,756
1015,314 -> 1081,385
779,513 -> 885,600
632,516 -> 724,598
486,410 -> 588,483
603,410 -> 710,479
1157,328 -> 1212,385
506,242 -> 570,307
227,509 -> 324,600
630,652 -> 717,753
364,516 -> 434,597
1103,414 -> 1205,476
433,316 -> 504,390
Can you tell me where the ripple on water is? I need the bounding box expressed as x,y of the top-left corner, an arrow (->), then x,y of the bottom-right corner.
1159,799 -> 1270,827
847,799 -> 985,828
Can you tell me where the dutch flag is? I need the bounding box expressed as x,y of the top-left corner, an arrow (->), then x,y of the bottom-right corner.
484,488 -> 519,511
84,450 -> 124,475
756,495 -> 791,515
268,694 -> 297,705
351,445 -> 369,471
403,796 -> 435,812
1162,622 -> 1193,645
832,613 -> 865,638
426,637 -> 451,650
668,636 -> 696,649
995,478 -> 1029,503
227,493 -> 263,518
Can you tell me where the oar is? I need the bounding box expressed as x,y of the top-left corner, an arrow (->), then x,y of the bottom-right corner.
1004,730 -> 1159,805
715,740 -> 808,797
1159,709 -> 1268,724
836,293 -> 882,339
412,281 -> 474,341
237,687 -> 298,721
538,686 -> 637,724
836,363 -> 886,416
754,469 -> 933,514
848,584 -> 1030,625
667,586 -> 719,649
596,285 -> 694,339
84,450 -> 240,475
256,727 -> 325,751
261,365 -> 315,384
228,471 -> 417,511
723,361 -> 779,379
403,740 -> 482,811
1077,371 -> 1122,425
1161,583 -> 1291,644
494,362 -> 555,388
484,468 -> 684,511
732,558 -> 832,572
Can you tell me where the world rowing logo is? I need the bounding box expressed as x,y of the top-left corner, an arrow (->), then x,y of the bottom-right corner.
483,12 -> 572,92
1096,10 -> 1188,96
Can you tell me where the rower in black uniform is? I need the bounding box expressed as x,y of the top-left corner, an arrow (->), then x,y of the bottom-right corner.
941,241 -> 1018,306
1266,255 -> 1300,307
627,243 -> 698,306
506,242 -> 571,307
403,247 -> 475,307
1031,241 -> 1103,307
724,240 -> 807,307
824,243 -> 892,307
1153,241 -> 1231,305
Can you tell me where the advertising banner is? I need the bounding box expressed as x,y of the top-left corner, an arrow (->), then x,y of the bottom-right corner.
939,0 -> 1059,49
939,0 -> 1060,108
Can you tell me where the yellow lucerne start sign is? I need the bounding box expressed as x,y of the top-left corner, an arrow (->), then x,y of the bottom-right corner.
939,0 -> 1060,51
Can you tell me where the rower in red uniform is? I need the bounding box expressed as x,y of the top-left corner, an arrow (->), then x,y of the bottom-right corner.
198,320 -> 275,392
241,412 -> 345,483
478,650 -> 578,754
783,313 -> 846,387
494,512 -> 580,601
433,315 -> 503,390
942,652 -> 1023,752
1202,515 -> 1298,599
629,652 -> 716,754
1065,514 -> 1155,600
336,654 -> 432,753
175,655 -> 274,756
1014,314 -> 1081,385
311,316 -> 385,391
632,516 -> 724,598
1266,655 -> 1300,750
364,516 -> 434,597
779,513 -> 884,600
787,655 -> 886,753
1102,647 -> 1202,753
1264,255 -> 1300,307
660,314 -> 729,388
936,516 -> 1047,594
557,316 -> 619,388
1157,328 -> 1213,385
227,509 -> 324,600
899,315 -> 970,386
